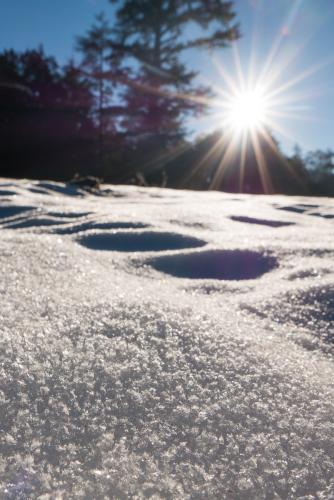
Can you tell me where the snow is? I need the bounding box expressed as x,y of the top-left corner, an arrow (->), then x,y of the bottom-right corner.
0,178 -> 334,498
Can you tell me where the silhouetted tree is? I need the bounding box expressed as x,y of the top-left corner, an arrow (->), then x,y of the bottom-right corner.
76,13 -> 117,154
0,47 -> 95,180
305,149 -> 334,195
109,0 -> 240,156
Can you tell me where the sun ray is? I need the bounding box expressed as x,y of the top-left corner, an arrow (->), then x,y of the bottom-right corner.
250,130 -> 273,193
211,55 -> 243,98
117,140 -> 193,184
265,56 -> 334,101
209,133 -> 240,190
268,83 -> 332,106
258,0 -> 305,85
181,133 -> 226,188
263,117 -> 301,145
197,75 -> 235,104
238,131 -> 248,192
260,127 -> 308,191
232,43 -> 247,93
268,109 -> 310,121
259,40 -> 310,91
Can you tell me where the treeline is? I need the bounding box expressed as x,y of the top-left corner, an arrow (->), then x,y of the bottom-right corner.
0,0 -> 333,196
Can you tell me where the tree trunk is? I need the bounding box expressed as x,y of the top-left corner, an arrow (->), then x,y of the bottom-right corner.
98,53 -> 104,160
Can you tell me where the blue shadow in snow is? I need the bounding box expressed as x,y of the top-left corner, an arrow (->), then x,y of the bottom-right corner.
78,231 -> 206,252
55,221 -> 149,235
0,206 -> 34,219
230,215 -> 294,228
149,249 -> 278,280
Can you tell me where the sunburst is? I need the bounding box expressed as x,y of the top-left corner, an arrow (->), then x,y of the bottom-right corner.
188,32 -> 333,192
121,1 -> 332,193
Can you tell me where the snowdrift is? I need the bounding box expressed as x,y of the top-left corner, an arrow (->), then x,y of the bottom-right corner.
0,178 -> 333,498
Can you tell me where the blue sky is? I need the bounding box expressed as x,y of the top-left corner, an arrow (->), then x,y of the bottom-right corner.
0,0 -> 334,153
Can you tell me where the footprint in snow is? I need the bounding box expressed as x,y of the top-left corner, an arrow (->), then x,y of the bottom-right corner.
48,211 -> 92,219
0,189 -> 17,196
308,212 -> 334,220
3,216 -> 74,230
230,215 -> 294,228
54,221 -> 149,235
148,249 -> 278,280
26,186 -> 52,195
36,181 -> 82,197
170,219 -> 210,230
0,207 -> 151,236
0,205 -> 35,219
77,231 -> 206,252
277,204 -> 318,214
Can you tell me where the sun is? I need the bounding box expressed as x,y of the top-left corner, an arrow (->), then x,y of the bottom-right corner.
226,87 -> 269,134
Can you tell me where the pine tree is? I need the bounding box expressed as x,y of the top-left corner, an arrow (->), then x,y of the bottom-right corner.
0,48 -> 95,180
76,12 -> 115,152
110,0 -> 240,153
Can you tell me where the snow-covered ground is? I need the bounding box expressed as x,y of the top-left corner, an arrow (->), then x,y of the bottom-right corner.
0,178 -> 334,499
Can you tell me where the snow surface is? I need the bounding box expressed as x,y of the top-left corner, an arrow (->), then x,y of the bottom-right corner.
0,178 -> 334,499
